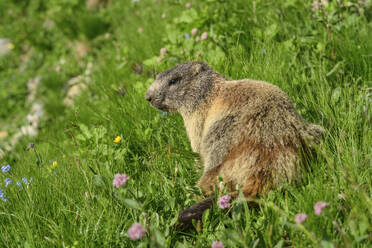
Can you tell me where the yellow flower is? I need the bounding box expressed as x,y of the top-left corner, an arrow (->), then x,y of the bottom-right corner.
113,136 -> 121,143
7,43 -> 14,50
52,161 -> 57,167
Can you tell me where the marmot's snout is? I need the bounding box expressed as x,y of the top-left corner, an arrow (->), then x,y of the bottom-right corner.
145,89 -> 152,102
145,81 -> 168,111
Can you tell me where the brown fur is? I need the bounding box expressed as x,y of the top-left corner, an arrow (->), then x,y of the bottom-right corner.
145,62 -> 324,228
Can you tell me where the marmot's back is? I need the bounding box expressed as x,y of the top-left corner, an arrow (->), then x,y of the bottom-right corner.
199,79 -> 324,196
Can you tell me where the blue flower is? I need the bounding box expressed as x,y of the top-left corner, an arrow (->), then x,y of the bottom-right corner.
262,49 -> 266,55
184,33 -> 190,40
1,165 -> 11,173
16,181 -> 22,187
21,177 -> 33,185
4,178 -> 12,187
0,189 -> 7,202
162,112 -> 168,117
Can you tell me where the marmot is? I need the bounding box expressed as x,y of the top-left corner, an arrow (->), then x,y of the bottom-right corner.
145,62 -> 324,227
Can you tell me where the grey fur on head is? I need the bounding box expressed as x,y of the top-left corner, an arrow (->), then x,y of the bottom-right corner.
145,62 -> 223,113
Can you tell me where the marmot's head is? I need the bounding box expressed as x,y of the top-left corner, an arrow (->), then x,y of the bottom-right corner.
146,62 -> 220,113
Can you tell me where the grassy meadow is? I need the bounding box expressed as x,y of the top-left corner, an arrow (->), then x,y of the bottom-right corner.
0,0 -> 371,247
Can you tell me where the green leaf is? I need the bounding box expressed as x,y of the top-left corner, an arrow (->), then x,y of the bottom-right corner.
320,240 -> 335,248
154,228 -> 166,247
93,174 -> 107,187
79,124 -> 92,139
121,198 -> 141,210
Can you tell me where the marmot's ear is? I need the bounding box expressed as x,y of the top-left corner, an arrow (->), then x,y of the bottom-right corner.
191,63 -> 207,75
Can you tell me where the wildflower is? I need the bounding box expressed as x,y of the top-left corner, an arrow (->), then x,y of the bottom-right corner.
128,223 -> 146,240
160,48 -> 167,55
156,56 -> 162,63
161,13 -> 166,19
16,181 -> 22,187
262,49 -> 266,55
314,201 -> 329,215
195,36 -> 200,42
0,189 -> 7,202
138,27 -> 144,33
52,161 -> 57,167
1,165 -> 11,173
113,173 -> 129,188
22,177 -> 30,185
161,112 -> 168,117
201,32 -> 208,40
4,178 -> 12,187
184,33 -> 190,40
114,136 -> 121,143
104,33 -> 110,39
295,213 -> 308,224
7,43 -> 14,50
218,195 -> 231,209
211,241 -> 224,248
191,28 -> 198,36
185,2 -> 191,8
55,65 -> 61,72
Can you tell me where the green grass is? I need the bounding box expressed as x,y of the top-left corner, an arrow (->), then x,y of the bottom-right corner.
0,0 -> 371,247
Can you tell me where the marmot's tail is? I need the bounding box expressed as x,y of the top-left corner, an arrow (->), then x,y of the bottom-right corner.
177,197 -> 213,229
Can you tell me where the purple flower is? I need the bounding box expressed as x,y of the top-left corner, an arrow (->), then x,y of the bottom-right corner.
201,32 -> 208,40
211,241 -> 224,248
4,178 -> 12,187
113,173 -> 129,188
184,33 -> 190,40
295,213 -> 308,224
1,165 -> 11,173
128,223 -> 146,240
314,201 -> 329,215
160,48 -> 167,55
218,195 -> 231,209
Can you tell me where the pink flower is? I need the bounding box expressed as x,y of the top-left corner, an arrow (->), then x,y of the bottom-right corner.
104,33 -> 110,39
113,173 -> 129,188
161,13 -> 166,19
314,201 -> 329,215
218,195 -> 231,209
185,2 -> 191,8
191,28 -> 198,36
195,36 -> 200,42
138,27 -> 144,33
156,56 -> 162,62
201,32 -> 208,40
211,241 -> 224,248
55,65 -> 61,72
295,213 -> 308,224
128,223 -> 146,240
160,48 -> 167,55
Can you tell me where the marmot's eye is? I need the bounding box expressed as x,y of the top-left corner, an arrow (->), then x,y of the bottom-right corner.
169,77 -> 181,85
